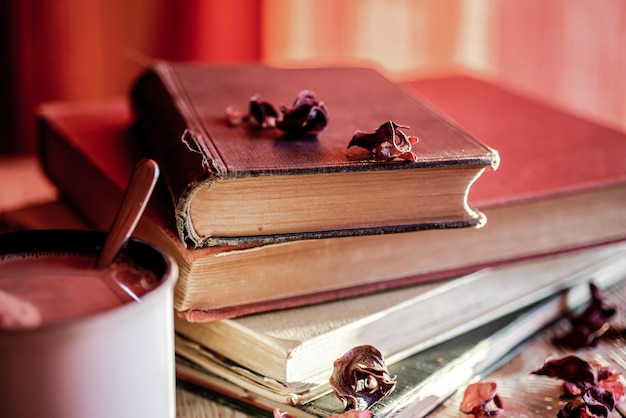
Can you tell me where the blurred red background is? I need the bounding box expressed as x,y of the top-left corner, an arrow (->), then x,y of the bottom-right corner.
1,0 -> 625,154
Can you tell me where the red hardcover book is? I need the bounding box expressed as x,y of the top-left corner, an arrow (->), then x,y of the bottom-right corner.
130,63 -> 499,247
37,75 -> 626,321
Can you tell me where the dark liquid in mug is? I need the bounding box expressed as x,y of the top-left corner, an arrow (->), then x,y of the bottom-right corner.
0,252 -> 159,329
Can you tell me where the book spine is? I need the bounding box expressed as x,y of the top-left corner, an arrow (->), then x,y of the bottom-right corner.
131,64 -> 214,247
156,62 -> 228,176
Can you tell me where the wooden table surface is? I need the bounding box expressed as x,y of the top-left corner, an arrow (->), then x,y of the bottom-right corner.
3,154 -> 626,418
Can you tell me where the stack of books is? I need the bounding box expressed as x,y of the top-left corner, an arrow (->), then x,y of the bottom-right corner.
34,62 -> 626,417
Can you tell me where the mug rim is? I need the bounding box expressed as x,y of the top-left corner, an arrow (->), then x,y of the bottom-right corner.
0,229 -> 178,334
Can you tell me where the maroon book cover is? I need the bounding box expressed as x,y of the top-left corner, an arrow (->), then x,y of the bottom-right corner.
131,63 -> 499,247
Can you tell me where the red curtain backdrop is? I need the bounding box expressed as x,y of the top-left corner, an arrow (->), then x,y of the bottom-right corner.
1,0 -> 624,154
1,0 -> 262,154
489,0 -> 626,133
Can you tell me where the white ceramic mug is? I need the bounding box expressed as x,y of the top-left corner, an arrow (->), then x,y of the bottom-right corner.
0,230 -> 178,418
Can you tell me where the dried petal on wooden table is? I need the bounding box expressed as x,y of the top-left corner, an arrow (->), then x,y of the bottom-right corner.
591,360 -> 626,402
329,344 -> 396,412
553,283 -> 621,349
532,355 -> 599,397
532,355 -> 626,417
460,381 -> 503,417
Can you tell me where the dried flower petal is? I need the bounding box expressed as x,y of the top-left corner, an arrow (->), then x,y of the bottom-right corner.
276,90 -> 328,137
225,94 -> 279,129
592,361 -> 625,402
533,356 -> 625,417
224,105 -> 248,126
553,283 -> 618,349
329,345 -> 396,411
348,121 -> 419,161
532,355 -> 598,396
460,381 -> 503,417
225,90 -> 328,138
557,401 -> 604,418
581,386 -> 614,416
248,94 -> 279,128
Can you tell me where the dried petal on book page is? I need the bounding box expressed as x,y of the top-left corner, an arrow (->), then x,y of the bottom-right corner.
329,344 -> 396,411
